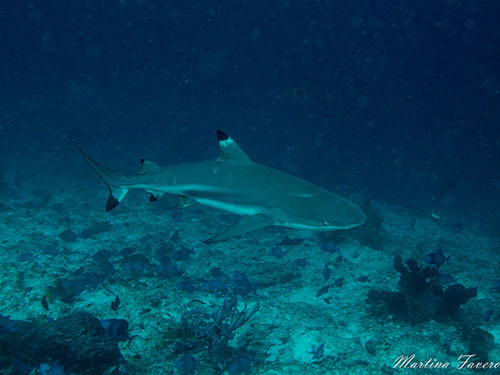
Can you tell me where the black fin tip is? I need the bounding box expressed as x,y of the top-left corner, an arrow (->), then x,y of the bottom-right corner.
217,130 -> 229,141
106,195 -> 120,211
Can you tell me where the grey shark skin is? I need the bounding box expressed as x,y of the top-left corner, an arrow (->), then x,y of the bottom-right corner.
76,130 -> 366,243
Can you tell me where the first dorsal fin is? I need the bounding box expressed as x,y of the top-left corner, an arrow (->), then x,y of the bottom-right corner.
216,130 -> 252,163
139,159 -> 162,174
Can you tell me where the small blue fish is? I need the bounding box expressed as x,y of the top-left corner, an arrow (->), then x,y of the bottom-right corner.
170,229 -> 181,242
172,210 -> 183,222
120,247 -> 137,256
99,319 -> 129,341
41,295 -> 50,311
439,273 -> 457,284
0,315 -> 18,333
17,252 -> 35,263
209,266 -> 222,277
316,284 -> 332,297
280,236 -> 304,246
228,353 -> 252,374
443,342 -> 456,356
172,247 -> 193,261
454,222 -> 464,234
320,241 -> 339,254
483,309 -> 495,322
356,275 -> 370,283
110,295 -> 120,311
423,247 -> 450,269
270,246 -> 285,258
310,343 -> 324,360
40,363 -> 65,375
177,279 -> 195,293
227,271 -> 253,296
58,229 -> 77,242
41,244 -> 59,256
493,280 -> 500,292
175,354 -> 196,374
11,360 -> 35,375
323,263 -> 333,281
293,258 -> 308,268
154,255 -> 180,278
333,276 -> 344,288
201,278 -> 227,293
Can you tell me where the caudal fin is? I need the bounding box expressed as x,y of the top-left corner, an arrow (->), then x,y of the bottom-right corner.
74,143 -> 129,211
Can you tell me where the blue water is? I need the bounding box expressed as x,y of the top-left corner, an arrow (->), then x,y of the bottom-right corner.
1,1 -> 499,374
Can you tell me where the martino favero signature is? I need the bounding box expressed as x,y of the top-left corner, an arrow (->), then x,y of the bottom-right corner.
394,354 -> 500,370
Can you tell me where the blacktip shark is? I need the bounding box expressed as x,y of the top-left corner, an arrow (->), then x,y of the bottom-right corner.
76,130 -> 366,243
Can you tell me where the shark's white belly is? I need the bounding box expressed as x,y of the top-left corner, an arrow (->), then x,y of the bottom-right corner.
194,198 -> 262,216
132,181 -> 264,216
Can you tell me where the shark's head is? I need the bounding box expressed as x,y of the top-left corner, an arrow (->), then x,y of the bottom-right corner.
318,198 -> 367,230
281,190 -> 367,231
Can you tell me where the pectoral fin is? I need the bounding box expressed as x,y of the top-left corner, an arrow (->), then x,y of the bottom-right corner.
204,215 -> 273,243
175,195 -> 194,210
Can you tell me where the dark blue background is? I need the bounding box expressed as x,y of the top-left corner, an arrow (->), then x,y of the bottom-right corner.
1,0 -> 499,229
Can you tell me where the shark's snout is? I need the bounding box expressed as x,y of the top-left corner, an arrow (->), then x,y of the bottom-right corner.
351,205 -> 367,228
321,199 -> 367,230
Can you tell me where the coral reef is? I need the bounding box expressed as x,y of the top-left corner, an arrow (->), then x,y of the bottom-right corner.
0,312 -> 125,374
367,255 -> 477,323
164,292 -> 259,373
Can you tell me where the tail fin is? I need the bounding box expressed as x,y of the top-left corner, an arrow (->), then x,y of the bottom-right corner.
74,143 -> 129,211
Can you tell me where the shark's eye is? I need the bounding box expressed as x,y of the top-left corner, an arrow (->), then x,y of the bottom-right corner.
323,220 -> 330,226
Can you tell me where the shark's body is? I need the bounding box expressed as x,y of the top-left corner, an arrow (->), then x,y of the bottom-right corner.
77,130 -> 366,242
